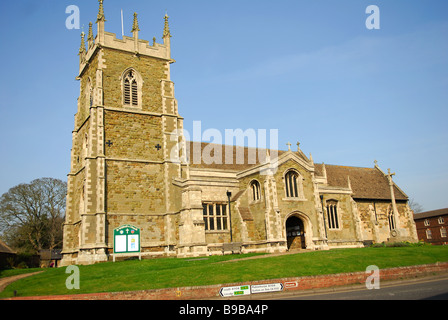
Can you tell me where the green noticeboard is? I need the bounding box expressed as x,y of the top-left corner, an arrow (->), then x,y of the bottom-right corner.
113,225 -> 141,254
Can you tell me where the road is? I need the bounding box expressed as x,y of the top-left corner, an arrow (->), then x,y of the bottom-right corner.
273,275 -> 448,300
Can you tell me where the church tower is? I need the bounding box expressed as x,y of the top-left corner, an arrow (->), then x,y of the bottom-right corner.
61,1 -> 187,265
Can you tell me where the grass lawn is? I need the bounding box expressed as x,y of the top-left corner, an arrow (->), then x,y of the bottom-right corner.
1,245 -> 448,298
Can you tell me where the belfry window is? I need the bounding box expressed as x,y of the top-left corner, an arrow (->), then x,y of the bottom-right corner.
123,70 -> 139,107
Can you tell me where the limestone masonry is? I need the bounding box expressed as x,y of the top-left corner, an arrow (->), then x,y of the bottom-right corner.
61,1 -> 418,266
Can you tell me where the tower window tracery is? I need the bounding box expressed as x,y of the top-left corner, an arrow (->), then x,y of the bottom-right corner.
123,70 -> 139,106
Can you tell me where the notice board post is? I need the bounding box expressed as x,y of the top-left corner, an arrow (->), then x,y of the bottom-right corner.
113,225 -> 141,262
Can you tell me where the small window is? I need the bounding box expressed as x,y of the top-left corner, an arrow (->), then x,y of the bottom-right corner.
388,207 -> 396,231
441,227 -> 447,238
389,213 -> 396,231
426,229 -> 432,240
424,219 -> 430,226
326,200 -> 340,230
250,180 -> 261,201
438,217 -> 445,224
85,78 -> 93,107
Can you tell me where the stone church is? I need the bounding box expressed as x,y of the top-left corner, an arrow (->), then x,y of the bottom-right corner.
61,1 -> 418,266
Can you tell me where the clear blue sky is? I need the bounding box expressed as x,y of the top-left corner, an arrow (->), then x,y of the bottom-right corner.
0,0 -> 447,211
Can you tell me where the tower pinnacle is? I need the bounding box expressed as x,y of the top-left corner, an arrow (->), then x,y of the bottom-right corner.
131,12 -> 140,33
78,32 -> 86,55
87,22 -> 94,48
163,13 -> 171,39
97,0 -> 106,22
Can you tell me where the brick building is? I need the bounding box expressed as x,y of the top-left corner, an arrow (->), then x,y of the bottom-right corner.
61,1 -> 418,266
414,208 -> 448,245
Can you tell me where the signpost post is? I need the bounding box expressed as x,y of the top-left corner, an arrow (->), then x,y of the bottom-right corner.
113,225 -> 141,262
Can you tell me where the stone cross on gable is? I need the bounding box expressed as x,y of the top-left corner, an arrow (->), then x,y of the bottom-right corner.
386,168 -> 395,186
286,142 -> 292,151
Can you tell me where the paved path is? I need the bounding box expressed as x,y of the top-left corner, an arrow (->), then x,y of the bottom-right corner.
0,272 -> 43,293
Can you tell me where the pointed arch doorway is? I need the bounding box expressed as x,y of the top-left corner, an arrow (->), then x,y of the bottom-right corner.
286,216 -> 306,250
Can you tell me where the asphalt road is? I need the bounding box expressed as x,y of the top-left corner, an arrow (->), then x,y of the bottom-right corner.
274,275 -> 448,300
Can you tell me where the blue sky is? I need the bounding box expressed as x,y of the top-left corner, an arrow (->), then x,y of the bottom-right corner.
0,0 -> 447,211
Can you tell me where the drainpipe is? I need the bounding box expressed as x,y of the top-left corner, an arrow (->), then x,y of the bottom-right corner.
226,191 -> 233,243
320,195 -> 328,239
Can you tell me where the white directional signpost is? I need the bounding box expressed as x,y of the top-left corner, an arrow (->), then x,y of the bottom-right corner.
219,285 -> 251,297
251,283 -> 284,294
219,282 -> 284,297
113,224 -> 141,262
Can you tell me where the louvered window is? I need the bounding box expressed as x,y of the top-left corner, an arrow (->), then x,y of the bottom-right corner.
123,70 -> 139,106
124,79 -> 131,105
131,80 -> 138,106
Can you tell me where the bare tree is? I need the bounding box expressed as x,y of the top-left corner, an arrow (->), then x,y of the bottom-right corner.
0,178 -> 66,253
409,198 -> 424,214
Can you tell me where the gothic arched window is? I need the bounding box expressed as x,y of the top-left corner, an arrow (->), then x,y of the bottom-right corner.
284,170 -> 305,199
123,70 -> 138,106
121,69 -> 143,108
285,171 -> 298,198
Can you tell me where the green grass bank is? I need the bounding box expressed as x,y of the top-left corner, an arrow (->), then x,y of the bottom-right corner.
1,245 -> 448,298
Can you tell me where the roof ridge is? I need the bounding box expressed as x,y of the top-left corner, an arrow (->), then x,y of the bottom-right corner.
186,140 -> 287,153
316,163 -> 375,170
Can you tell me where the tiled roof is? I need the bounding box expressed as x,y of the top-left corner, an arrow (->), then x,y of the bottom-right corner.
413,208 -> 448,220
185,141 -> 408,201
0,239 -> 16,254
186,141 -> 285,171
315,164 -> 408,201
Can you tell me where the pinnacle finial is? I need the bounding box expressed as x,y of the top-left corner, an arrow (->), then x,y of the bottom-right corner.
97,0 -> 106,22
131,12 -> 140,32
87,22 -> 94,43
163,13 -> 171,38
78,32 -> 86,55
